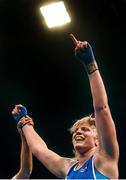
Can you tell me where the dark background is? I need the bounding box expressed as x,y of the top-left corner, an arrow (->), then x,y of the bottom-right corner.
0,0 -> 126,178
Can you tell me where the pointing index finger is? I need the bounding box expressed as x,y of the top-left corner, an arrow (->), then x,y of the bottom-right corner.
70,33 -> 78,46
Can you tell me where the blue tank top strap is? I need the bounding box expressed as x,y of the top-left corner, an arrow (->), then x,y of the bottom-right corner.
66,156 -> 110,179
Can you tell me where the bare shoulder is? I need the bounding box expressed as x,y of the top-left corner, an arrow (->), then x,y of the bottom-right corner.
62,157 -> 77,175
93,150 -> 119,179
64,157 -> 77,165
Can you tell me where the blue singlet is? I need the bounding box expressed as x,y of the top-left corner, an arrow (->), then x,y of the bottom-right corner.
66,156 -> 109,179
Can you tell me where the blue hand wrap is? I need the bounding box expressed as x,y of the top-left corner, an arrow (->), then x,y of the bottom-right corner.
13,106 -> 27,122
75,43 -> 95,65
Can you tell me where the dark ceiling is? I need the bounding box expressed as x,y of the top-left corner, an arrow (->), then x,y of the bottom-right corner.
0,0 -> 126,178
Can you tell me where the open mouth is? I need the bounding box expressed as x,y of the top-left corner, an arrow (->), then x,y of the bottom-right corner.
74,135 -> 85,142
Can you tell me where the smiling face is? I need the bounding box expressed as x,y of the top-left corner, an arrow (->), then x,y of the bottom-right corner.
70,116 -> 98,154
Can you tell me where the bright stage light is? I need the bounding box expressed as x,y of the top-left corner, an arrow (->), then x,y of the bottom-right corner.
40,1 -> 71,28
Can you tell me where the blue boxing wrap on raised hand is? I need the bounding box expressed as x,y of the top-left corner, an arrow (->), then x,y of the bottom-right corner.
75,43 -> 98,74
75,43 -> 95,65
13,106 -> 27,122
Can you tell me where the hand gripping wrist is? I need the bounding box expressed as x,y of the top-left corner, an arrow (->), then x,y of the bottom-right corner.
17,117 -> 34,129
21,118 -> 34,128
13,106 -> 27,122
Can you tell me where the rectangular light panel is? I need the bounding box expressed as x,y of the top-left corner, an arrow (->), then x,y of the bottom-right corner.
40,1 -> 71,28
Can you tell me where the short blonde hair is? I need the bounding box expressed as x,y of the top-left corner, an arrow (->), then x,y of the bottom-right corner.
70,115 -> 96,134
70,115 -> 98,158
